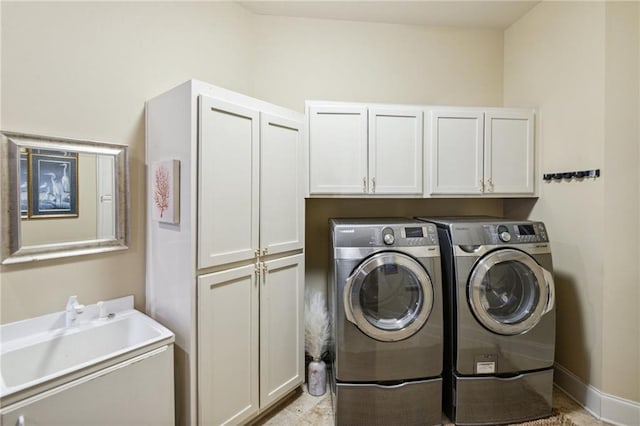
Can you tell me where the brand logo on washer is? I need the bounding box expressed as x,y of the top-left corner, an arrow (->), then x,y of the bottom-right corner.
339,229 -> 355,233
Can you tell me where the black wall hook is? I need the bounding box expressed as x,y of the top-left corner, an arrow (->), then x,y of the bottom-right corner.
543,169 -> 600,181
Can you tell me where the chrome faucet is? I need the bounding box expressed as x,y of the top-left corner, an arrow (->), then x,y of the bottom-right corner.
65,295 -> 85,327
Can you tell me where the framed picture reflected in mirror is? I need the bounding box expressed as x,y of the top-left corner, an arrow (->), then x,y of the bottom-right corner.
28,150 -> 78,218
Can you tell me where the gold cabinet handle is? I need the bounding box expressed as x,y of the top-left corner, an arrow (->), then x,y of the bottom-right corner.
254,260 -> 261,280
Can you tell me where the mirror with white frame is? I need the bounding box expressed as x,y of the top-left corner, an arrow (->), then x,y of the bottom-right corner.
1,131 -> 130,264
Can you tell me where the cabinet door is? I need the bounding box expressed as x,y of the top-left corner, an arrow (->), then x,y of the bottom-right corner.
485,110 -> 535,195
369,107 -> 423,195
260,113 -> 304,255
96,155 -> 115,238
308,105 -> 368,194
428,109 -> 484,194
198,96 -> 260,269
260,254 -> 304,409
1,346 -> 174,426
198,265 -> 259,425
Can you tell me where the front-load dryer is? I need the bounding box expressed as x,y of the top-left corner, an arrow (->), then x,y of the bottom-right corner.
418,217 -> 556,425
329,219 -> 443,426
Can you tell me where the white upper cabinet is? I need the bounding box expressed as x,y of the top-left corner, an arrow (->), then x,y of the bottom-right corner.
307,101 -> 535,198
307,102 -> 423,196
427,107 -> 535,196
369,107 -> 423,195
428,109 -> 484,194
198,96 -> 260,269
484,109 -> 535,195
260,113 -> 304,255
308,104 -> 368,194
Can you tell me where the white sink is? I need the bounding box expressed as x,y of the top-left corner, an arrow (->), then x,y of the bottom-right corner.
0,296 -> 174,400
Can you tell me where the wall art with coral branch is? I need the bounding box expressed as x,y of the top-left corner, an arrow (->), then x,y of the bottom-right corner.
151,159 -> 180,224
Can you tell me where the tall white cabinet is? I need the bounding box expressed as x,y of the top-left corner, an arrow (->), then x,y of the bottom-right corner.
146,80 -> 304,426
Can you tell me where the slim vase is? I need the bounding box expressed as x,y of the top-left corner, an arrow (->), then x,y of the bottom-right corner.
307,359 -> 326,396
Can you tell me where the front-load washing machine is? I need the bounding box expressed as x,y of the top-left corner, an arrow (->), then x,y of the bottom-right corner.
329,219 -> 443,426
417,217 -> 556,425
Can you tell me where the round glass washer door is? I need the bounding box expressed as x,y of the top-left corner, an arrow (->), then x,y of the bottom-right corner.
343,251 -> 434,342
468,248 -> 548,335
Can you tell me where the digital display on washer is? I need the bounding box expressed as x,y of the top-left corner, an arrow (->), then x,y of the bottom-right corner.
405,227 -> 424,238
517,224 -> 536,235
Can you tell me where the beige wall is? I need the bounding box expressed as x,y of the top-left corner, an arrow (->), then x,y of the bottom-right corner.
602,1 -> 640,402
1,2 -> 505,324
504,1 -> 640,402
1,1 -> 254,323
251,15 -> 504,110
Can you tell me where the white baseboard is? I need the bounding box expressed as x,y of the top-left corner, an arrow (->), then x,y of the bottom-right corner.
554,363 -> 640,426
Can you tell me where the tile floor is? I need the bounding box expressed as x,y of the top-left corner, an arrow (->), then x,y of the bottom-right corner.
253,384 -> 610,426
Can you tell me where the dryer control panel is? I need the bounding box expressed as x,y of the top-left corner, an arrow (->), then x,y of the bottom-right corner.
491,222 -> 548,244
400,223 -> 439,246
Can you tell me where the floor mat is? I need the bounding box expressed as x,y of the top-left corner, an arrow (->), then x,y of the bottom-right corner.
442,409 -> 578,426
512,409 -> 578,426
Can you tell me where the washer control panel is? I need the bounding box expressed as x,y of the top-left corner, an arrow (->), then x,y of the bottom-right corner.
490,222 -> 548,244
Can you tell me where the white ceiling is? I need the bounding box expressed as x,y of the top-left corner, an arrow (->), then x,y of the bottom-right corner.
238,1 -> 540,29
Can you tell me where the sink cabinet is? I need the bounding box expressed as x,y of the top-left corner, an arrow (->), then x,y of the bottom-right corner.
1,345 -> 174,426
426,107 -> 535,196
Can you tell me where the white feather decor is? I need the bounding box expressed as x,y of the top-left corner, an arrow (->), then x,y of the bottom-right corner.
305,290 -> 330,361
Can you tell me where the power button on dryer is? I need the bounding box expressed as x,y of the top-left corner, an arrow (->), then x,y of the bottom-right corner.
382,227 -> 395,245
497,225 -> 511,242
